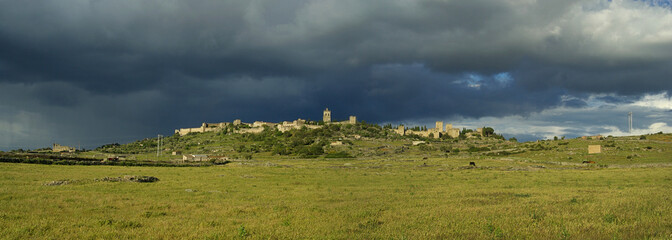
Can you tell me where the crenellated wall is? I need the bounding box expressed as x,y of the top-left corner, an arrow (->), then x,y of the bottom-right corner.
174,109 -> 353,136
393,121 -> 466,139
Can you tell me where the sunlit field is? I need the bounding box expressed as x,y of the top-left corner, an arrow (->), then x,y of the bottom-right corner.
1,156 -> 671,239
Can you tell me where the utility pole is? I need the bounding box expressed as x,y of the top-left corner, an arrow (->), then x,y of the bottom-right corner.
628,112 -> 633,133
157,134 -> 163,157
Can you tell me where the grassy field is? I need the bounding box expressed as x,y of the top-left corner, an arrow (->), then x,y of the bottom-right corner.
1,156 -> 671,239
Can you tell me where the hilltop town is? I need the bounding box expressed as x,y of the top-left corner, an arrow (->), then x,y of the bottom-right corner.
174,108 -> 489,139
27,108 -> 636,165
174,108 -> 356,136
36,108 -> 510,161
3,106 -> 667,167
77,108 -> 517,162
23,108 -> 504,162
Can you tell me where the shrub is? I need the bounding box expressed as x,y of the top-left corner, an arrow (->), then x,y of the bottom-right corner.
325,151 -> 354,158
418,145 -> 435,151
603,214 -> 617,223
238,225 -> 249,238
467,146 -> 491,152
439,146 -> 452,153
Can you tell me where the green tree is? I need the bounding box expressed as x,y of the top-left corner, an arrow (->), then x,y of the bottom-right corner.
482,127 -> 495,137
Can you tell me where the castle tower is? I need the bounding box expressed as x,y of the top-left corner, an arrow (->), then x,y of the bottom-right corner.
323,108 -> 331,123
435,121 -> 444,132
349,116 -> 357,124
396,125 -> 405,135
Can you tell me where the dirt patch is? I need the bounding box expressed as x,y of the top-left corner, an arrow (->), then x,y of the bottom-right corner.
45,175 -> 159,186
98,175 -> 159,183
43,180 -> 75,186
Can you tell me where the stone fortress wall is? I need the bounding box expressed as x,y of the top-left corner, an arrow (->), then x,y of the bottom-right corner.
394,121 -> 483,139
174,122 -> 231,136
175,109 -> 355,136
174,108 -> 488,139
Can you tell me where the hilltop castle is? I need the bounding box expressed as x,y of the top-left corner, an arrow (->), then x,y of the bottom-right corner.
394,121 -> 483,139
175,108 -> 484,139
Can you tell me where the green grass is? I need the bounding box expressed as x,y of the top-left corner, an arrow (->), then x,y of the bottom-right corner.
1,157 -> 671,239
4,133 -> 672,238
513,137 -> 672,166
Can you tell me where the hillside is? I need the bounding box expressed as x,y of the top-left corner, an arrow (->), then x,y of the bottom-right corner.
86,123 -> 672,168
92,123 -> 507,160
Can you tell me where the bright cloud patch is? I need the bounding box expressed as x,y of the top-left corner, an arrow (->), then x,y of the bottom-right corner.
601,122 -> 672,136
631,93 -> 672,110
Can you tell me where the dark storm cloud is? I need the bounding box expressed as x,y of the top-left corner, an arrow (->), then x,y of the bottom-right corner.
512,61 -> 672,94
2,0 -> 671,92
1,0 -> 672,149
3,1 -> 672,89
561,99 -> 588,108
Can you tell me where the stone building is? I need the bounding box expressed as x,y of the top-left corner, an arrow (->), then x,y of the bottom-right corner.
446,128 -> 460,138
393,121 -> 463,139
395,125 -> 405,135
323,108 -> 331,123
52,143 -> 75,153
277,119 -> 322,132
252,121 -> 276,128
435,121 -> 444,131
183,154 -> 208,161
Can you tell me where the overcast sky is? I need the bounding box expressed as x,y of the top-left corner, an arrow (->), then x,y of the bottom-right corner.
2,0 -> 672,150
